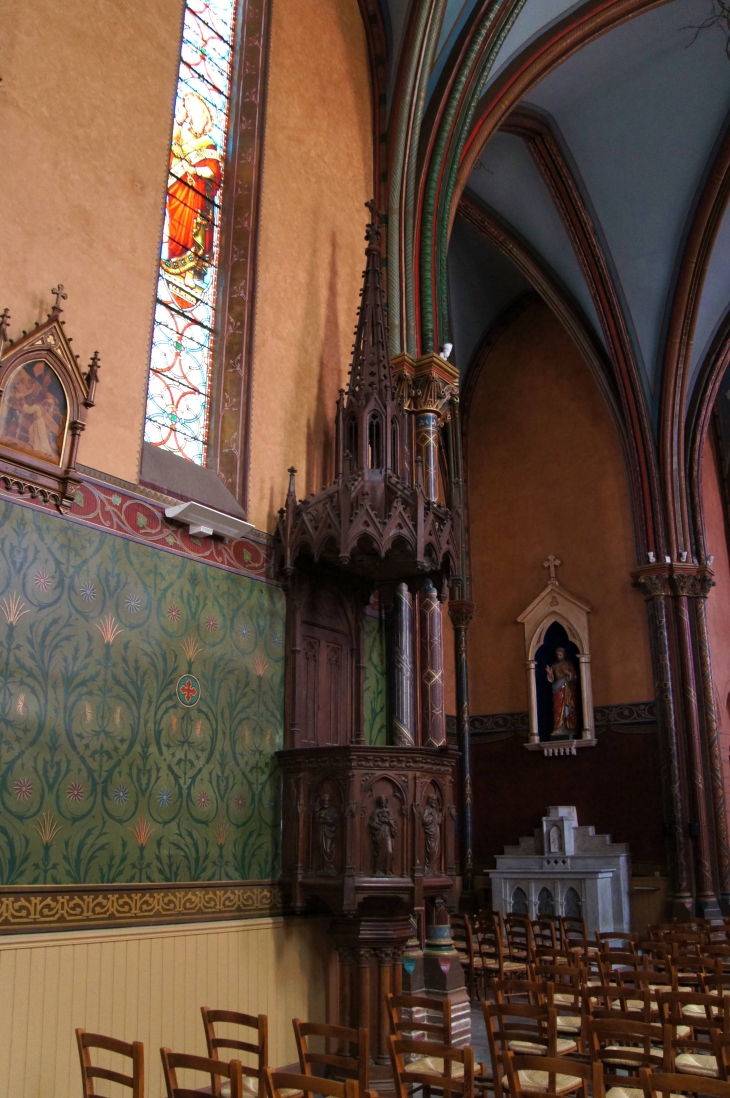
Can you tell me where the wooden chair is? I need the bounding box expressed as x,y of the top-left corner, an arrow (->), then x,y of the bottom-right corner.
483,1002 -> 572,1098
660,931 -> 706,957
160,1050 -> 243,1098
505,915 -> 534,966
532,918 -> 559,951
76,1029 -> 144,1098
598,951 -> 643,984
502,1051 -> 604,1098
201,1009 -> 270,1098
596,932 -> 638,954
668,954 -> 711,993
639,1068 -> 730,1098
389,1036 -> 474,1098
560,917 -> 588,946
583,982 -> 653,1023
531,964 -> 584,1046
587,1017 -> 664,1095
292,1020 -> 369,1093
657,991 -> 730,1079
477,914 -> 527,984
265,1071 -> 362,1098
452,914 -> 481,1002
493,977 -> 546,1006
386,993 -> 486,1081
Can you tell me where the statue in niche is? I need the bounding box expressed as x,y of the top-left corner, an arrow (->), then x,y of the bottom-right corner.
422,794 -> 443,875
313,793 -> 338,875
549,825 -> 562,853
369,795 -> 397,876
546,647 -> 579,738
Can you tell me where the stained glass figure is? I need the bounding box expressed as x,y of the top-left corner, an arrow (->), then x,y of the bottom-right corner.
0,361 -> 68,464
144,0 -> 237,465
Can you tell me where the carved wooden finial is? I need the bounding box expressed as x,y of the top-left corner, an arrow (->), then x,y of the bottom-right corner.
543,554 -> 562,584
0,308 -> 10,357
85,350 -> 101,407
50,284 -> 67,318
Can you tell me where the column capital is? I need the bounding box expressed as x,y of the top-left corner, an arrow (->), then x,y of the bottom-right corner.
392,350 -> 459,417
632,563 -> 715,599
448,599 -> 475,629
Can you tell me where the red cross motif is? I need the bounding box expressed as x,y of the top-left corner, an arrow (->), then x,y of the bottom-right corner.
179,678 -> 198,704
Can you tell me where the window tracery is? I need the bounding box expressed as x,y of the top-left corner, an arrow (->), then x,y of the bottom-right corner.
144,0 -> 237,466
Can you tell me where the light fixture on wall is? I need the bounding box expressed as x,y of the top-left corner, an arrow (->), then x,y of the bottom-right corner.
164,501 -> 254,540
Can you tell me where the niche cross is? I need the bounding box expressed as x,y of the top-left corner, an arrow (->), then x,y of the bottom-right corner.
543,555 -> 562,584
50,284 -> 67,315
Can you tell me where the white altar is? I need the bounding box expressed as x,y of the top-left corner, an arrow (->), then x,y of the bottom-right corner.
489,806 -> 631,934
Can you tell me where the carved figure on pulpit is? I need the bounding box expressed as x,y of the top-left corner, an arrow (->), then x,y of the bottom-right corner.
546,647 -> 579,738
369,795 -> 397,876
313,793 -> 338,875
423,794 -> 443,875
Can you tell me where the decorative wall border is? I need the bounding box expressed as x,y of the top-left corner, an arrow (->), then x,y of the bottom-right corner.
0,466 -> 278,584
0,879 -> 285,935
446,701 -> 656,742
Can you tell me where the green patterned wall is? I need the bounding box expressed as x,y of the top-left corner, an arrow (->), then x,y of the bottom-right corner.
0,500 -> 285,886
363,611 -> 387,746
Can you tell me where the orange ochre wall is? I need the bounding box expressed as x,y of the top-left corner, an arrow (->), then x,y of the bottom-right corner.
248,0 -> 373,532
702,435 -> 730,810
465,299 -> 653,715
1,0 -> 183,483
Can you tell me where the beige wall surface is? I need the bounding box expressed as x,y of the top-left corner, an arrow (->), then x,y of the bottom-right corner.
249,0 -> 372,531
701,437 -> 730,804
0,916 -> 328,1098
466,299 -> 652,715
1,0 -> 182,483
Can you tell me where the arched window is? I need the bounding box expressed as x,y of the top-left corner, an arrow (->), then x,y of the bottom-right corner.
368,413 -> 382,469
346,416 -> 358,462
144,0 -> 237,466
390,419 -> 399,475
511,887 -> 528,915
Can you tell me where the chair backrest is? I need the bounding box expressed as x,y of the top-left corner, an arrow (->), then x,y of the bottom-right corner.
596,932 -> 637,953
388,1036 -> 474,1098
201,1009 -> 266,1098
531,918 -> 558,950
386,992 -> 452,1043
560,916 -> 588,944
265,1070 -> 360,1098
583,983 -> 651,1022
76,1029 -> 144,1098
639,1068 -> 730,1098
493,977 -> 545,1006
503,1051 -> 604,1098
483,1000 -> 557,1059
587,1017 -> 664,1087
292,1019 -> 369,1092
504,915 -> 533,961
161,1050 -> 243,1098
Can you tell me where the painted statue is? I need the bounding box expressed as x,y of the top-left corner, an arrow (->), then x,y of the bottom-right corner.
313,793 -> 338,875
546,646 -> 579,738
161,91 -> 222,304
422,794 -> 442,875
369,795 -> 397,876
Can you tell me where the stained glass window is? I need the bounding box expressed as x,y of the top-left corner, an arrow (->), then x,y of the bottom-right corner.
144,0 -> 237,465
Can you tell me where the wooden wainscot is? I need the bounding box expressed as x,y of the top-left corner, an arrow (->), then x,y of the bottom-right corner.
0,288 -> 100,511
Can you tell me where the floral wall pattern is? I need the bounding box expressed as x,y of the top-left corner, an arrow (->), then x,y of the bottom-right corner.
363,612 -> 386,746
0,500 -> 285,886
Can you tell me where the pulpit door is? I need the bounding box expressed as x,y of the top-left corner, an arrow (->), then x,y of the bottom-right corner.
301,623 -> 350,745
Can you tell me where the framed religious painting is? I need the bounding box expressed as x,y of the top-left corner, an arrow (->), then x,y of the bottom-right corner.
0,289 -> 99,510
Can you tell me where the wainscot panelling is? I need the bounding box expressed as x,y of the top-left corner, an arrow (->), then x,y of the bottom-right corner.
0,916 -> 328,1098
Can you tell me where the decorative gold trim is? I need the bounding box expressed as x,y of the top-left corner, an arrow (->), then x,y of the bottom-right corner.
0,880 -> 284,935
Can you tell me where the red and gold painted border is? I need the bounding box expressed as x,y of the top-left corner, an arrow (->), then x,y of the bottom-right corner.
0,880 -> 285,935
0,467 -> 278,584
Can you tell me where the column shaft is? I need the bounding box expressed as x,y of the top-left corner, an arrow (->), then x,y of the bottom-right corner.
420,580 -> 445,747
449,600 -> 475,896
695,593 -> 730,907
392,582 -> 416,745
416,411 -> 439,502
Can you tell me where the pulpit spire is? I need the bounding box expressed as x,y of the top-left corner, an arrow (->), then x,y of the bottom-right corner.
347,201 -> 393,403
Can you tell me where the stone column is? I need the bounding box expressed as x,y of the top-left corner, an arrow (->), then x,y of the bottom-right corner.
632,567 -> 693,917
420,580 -> 446,747
376,948 -> 394,1063
694,581 -> 730,909
671,570 -> 720,917
338,947 -> 355,1031
392,582 -> 416,745
449,599 -> 475,896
